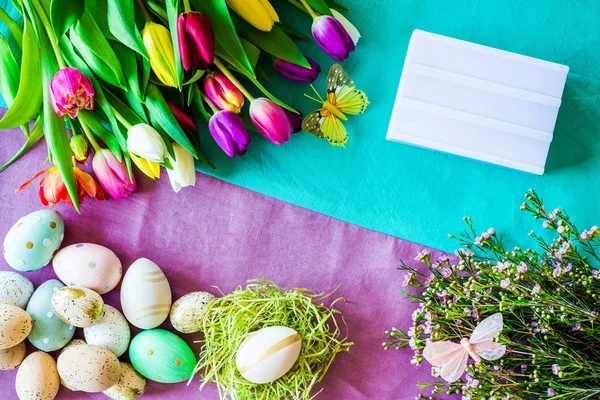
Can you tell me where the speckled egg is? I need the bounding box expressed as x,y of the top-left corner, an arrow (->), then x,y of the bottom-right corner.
170,291 -> 215,334
58,339 -> 87,390
129,329 -> 196,383
0,341 -> 26,370
58,343 -> 122,392
51,286 -> 104,328
121,258 -> 172,329
27,279 -> 75,351
0,303 -> 32,349
0,271 -> 34,308
103,362 -> 146,400
3,209 -> 64,272
15,351 -> 60,400
84,305 -> 130,357
53,243 -> 122,294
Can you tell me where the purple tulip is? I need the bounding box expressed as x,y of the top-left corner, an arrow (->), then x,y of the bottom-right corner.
177,12 -> 214,71
208,110 -> 251,157
92,149 -> 136,200
284,109 -> 303,133
312,15 -> 355,62
273,57 -> 321,83
249,98 -> 292,145
49,67 -> 95,119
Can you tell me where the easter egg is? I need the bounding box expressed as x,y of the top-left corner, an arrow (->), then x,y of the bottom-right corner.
0,341 -> 26,370
58,339 -> 87,390
27,279 -> 75,351
53,243 -> 122,294
0,303 -> 32,349
129,329 -> 196,383
235,326 -> 302,384
51,286 -> 104,328
170,291 -> 215,334
0,271 -> 34,308
103,362 -> 146,400
3,209 -> 64,272
58,343 -> 121,392
120,258 -> 172,329
15,351 -> 60,400
84,305 -> 130,357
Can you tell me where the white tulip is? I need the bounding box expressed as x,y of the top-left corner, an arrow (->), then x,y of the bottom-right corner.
332,9 -> 360,45
167,143 -> 196,193
126,123 -> 167,163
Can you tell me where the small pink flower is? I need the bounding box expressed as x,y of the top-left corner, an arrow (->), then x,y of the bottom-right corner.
49,67 -> 95,119
551,364 -> 560,375
572,322 -> 581,331
441,267 -> 452,278
500,278 -> 510,288
532,283 -> 541,294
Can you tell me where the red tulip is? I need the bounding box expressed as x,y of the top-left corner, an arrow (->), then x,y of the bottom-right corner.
177,12 -> 214,71
167,101 -> 197,130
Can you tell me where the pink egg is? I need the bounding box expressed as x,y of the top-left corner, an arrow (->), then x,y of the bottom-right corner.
53,243 -> 122,294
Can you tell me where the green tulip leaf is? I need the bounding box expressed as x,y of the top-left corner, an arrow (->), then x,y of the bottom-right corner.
112,42 -> 143,102
188,84 -> 211,121
0,13 -> 42,130
122,87 -> 149,123
70,10 -> 128,89
234,17 -> 310,68
325,0 -> 349,12
84,0 -> 117,40
165,0 -> 183,90
107,0 -> 147,59
0,4 -> 23,46
50,0 -> 83,38
191,0 -> 255,78
146,0 -> 168,22
145,83 -> 199,159
0,118 -> 43,172
240,38 -> 260,69
279,23 -> 312,43
77,110 -> 122,160
306,0 -> 332,15
0,33 -> 19,106
104,89 -> 145,127
183,69 -> 205,86
141,55 -> 151,98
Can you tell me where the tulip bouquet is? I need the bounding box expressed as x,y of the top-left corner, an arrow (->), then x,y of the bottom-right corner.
0,0 -> 360,210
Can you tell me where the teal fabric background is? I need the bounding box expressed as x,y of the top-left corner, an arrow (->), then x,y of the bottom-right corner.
2,1 -> 599,252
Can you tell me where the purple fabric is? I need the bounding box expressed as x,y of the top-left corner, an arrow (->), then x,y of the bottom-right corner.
0,113 -> 446,399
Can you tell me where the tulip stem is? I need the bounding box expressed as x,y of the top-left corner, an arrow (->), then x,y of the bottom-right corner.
31,0 -> 66,69
213,58 -> 255,101
109,105 -> 134,130
183,0 -> 192,13
0,6 -> 23,46
79,119 -> 102,152
201,93 -> 219,114
298,0 -> 318,19
288,0 -> 310,15
135,0 -> 152,22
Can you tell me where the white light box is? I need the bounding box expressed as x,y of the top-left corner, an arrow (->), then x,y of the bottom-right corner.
386,30 -> 569,174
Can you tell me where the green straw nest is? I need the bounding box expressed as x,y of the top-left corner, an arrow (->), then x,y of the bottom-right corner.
192,279 -> 353,399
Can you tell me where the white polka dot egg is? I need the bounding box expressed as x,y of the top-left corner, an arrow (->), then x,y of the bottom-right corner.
3,209 -> 64,272
53,243 -> 122,294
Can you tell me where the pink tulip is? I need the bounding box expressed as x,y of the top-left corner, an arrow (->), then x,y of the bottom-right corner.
204,71 -> 245,113
177,12 -> 214,71
249,98 -> 292,145
49,67 -> 95,119
92,149 -> 136,200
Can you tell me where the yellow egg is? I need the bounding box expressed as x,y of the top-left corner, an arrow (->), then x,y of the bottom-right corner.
15,351 -> 60,400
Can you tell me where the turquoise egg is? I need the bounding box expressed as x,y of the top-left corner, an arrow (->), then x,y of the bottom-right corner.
129,329 -> 197,383
3,210 -> 65,272
27,279 -> 75,352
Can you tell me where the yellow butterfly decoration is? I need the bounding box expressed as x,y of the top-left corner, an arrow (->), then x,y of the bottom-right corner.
302,63 -> 369,147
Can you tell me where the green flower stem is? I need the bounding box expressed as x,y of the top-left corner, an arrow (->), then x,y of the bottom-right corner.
213,57 -> 255,101
109,106 -> 134,130
135,0 -> 152,22
200,93 -> 219,114
298,0 -> 318,19
288,0 -> 310,15
0,7 -> 23,46
31,0 -> 65,69
183,0 -> 192,13
78,119 -> 102,152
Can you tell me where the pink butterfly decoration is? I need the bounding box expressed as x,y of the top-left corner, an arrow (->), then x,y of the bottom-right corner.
423,313 -> 506,382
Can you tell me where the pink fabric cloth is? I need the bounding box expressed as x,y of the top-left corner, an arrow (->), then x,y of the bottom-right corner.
0,114 -> 446,399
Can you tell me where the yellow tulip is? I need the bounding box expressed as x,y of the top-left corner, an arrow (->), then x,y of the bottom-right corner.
141,22 -> 178,87
226,0 -> 279,32
129,151 -> 161,179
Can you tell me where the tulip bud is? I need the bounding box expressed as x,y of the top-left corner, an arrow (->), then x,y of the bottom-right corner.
312,15 -> 355,62
208,110 -> 251,157
127,123 -> 168,163
70,134 -> 89,162
226,0 -> 279,32
177,12 -> 214,71
142,22 -> 178,88
49,68 -> 95,119
92,149 -> 136,200
130,151 -> 161,180
249,98 -> 292,145
331,10 -> 360,45
166,143 -> 196,192
273,57 -> 321,83
167,101 -> 197,131
284,109 -> 303,133
204,71 -> 245,113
